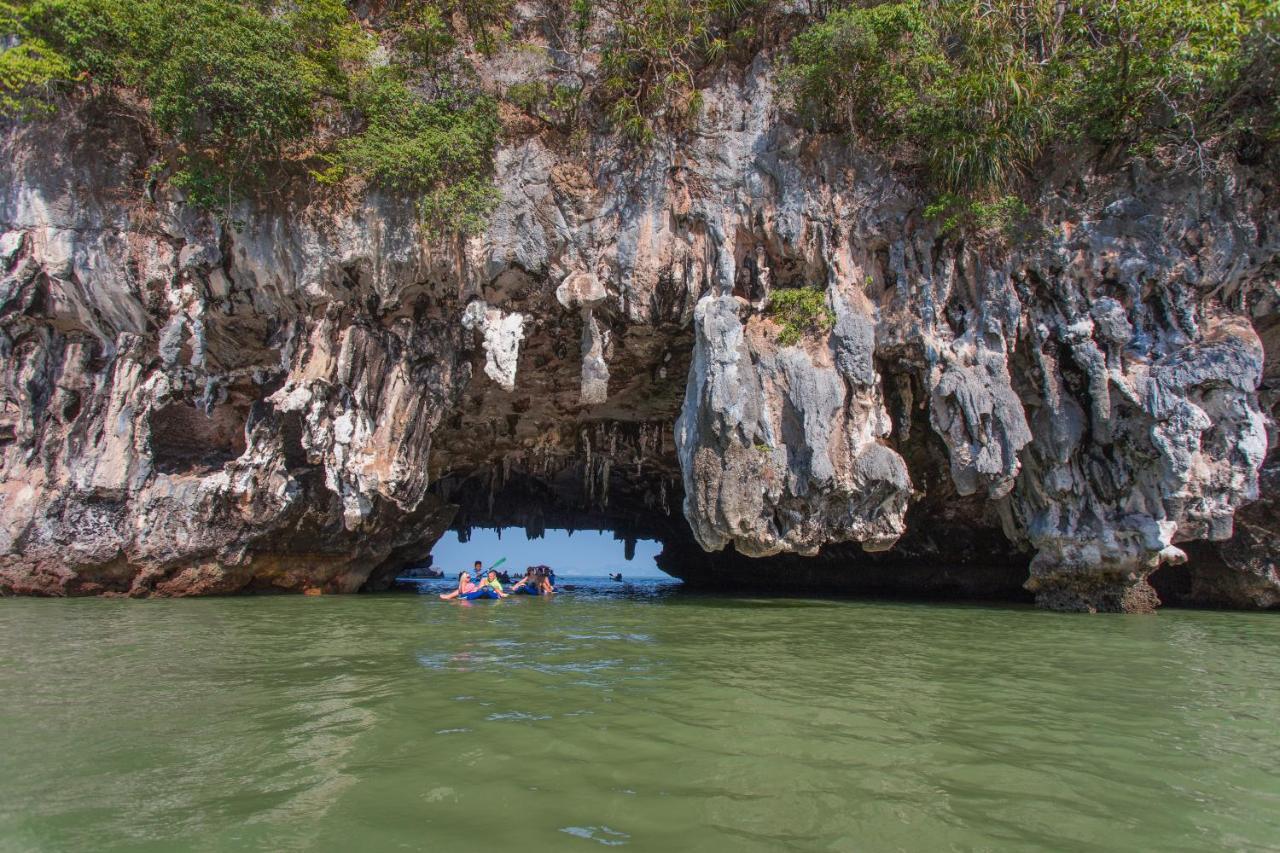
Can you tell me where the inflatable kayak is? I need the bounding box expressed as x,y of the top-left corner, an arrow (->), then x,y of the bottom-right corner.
460,587 -> 500,600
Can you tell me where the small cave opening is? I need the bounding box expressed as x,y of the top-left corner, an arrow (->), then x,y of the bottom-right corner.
398,437 -> 1038,602
149,400 -> 249,475
655,528 -> 1035,603
426,527 -> 673,582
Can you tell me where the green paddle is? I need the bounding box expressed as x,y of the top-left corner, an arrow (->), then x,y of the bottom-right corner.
487,557 -> 507,571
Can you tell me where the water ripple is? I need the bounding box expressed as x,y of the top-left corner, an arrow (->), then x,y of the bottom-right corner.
0,584 -> 1277,852
560,825 -> 631,846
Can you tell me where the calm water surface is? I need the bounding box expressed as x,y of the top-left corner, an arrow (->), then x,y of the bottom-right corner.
1,580 -> 1278,852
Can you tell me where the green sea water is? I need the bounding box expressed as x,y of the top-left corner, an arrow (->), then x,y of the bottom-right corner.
1,581 -> 1278,852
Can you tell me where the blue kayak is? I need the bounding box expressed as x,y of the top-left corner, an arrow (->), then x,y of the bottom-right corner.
460,587 -> 499,600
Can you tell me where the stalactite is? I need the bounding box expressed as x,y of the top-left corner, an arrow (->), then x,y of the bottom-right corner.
487,465 -> 498,516
582,428 -> 595,503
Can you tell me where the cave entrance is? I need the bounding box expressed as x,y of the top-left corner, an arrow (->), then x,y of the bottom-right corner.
429,527 -> 674,581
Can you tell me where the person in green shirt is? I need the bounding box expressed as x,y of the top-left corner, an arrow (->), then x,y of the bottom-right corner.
481,569 -> 508,598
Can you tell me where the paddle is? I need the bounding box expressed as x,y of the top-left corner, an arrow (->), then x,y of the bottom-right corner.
487,557 -> 507,571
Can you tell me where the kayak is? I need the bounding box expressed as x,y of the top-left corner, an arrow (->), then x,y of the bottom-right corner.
460,587 -> 500,600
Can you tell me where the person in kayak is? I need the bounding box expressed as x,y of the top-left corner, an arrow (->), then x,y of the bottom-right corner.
481,569 -> 508,598
537,566 -> 556,595
439,570 -> 478,600
510,567 -> 539,594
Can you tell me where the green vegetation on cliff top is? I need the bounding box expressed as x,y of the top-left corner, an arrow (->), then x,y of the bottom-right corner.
0,0 -> 1275,228
594,0 -> 771,143
0,0 -> 499,228
786,0 -> 1279,197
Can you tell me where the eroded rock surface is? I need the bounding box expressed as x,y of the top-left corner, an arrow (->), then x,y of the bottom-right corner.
676,294 -> 910,557
0,34 -> 1276,609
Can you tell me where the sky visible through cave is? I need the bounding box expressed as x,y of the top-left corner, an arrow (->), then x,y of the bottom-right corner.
429,528 -> 670,578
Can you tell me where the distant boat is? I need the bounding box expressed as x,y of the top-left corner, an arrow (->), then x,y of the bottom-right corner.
609,573 -> 623,582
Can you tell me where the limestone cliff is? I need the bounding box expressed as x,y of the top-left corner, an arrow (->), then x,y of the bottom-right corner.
1,41 -> 1276,609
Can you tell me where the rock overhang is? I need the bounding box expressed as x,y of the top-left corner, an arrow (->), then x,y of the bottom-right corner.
0,69 -> 1276,610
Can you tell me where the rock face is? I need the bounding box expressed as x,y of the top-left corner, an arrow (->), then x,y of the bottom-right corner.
0,43 -> 1276,609
676,294 -> 911,558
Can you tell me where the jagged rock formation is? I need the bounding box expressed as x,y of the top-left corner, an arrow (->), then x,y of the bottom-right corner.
676,294 -> 911,557
0,44 -> 1276,609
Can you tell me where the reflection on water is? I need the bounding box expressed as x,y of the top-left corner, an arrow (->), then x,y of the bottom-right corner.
1,580 -> 1278,852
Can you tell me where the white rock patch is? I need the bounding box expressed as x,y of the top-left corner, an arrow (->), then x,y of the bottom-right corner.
462,300 -> 526,391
